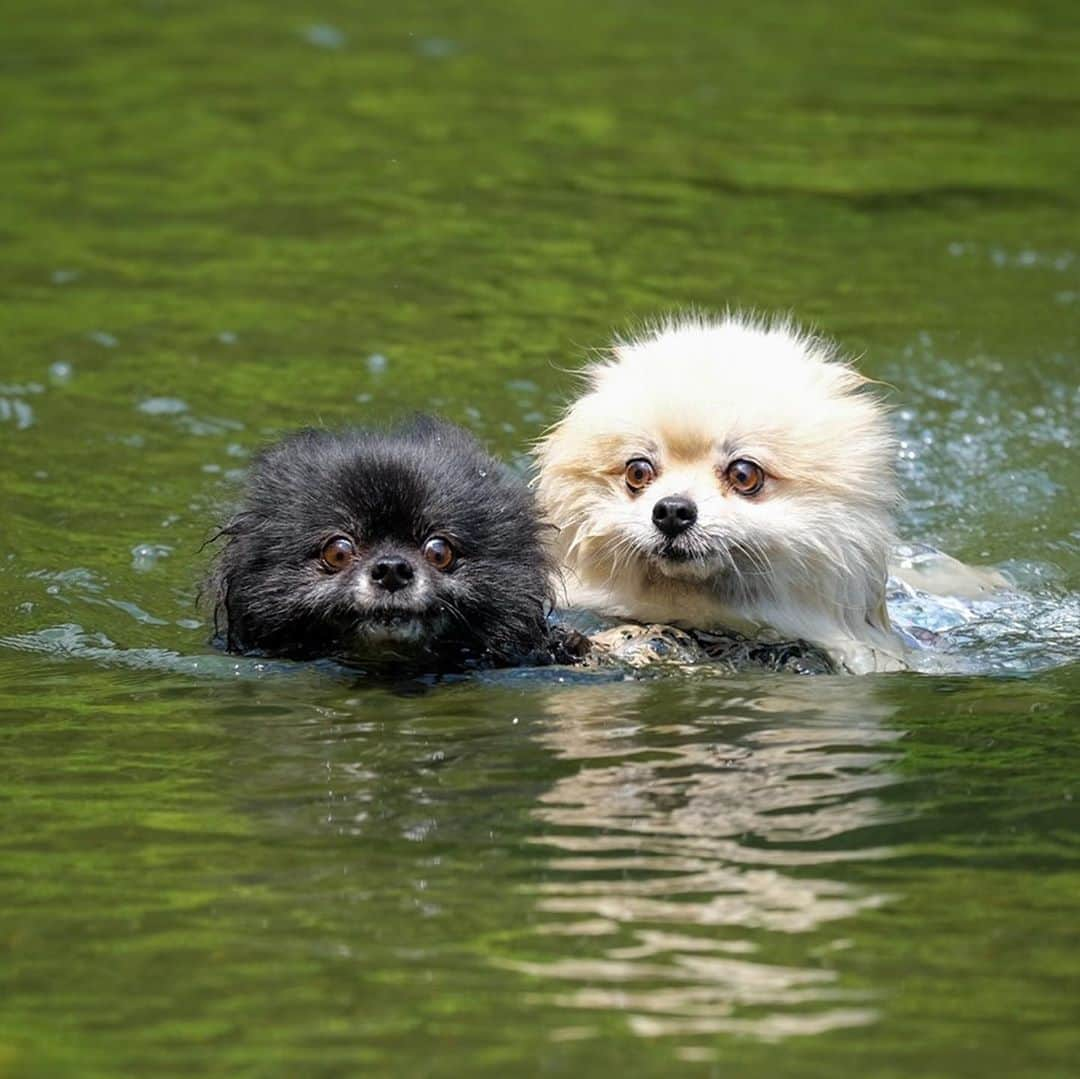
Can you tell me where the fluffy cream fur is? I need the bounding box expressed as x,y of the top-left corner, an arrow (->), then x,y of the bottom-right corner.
534,312 -> 906,673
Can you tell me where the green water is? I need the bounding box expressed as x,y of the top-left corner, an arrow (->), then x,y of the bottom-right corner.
2,1 -> 1078,1075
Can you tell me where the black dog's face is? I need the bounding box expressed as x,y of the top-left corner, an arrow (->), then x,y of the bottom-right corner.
209,419 -> 553,671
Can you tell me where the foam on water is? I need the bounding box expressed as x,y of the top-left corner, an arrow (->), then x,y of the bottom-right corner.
888,566 -> 1080,675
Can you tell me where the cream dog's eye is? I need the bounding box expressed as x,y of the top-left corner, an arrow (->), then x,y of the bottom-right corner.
624,458 -> 657,492
726,459 -> 766,495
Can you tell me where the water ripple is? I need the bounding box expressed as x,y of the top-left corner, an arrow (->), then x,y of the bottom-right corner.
502,679 -> 905,1041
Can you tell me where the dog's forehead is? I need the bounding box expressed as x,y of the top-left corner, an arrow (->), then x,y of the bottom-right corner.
581,355 -> 872,471
321,446 -> 489,539
652,418 -> 716,463
577,394 -> 756,463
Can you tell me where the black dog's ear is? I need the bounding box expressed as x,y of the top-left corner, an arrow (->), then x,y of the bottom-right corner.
199,551 -> 232,652
212,571 -> 234,650
199,512 -> 258,654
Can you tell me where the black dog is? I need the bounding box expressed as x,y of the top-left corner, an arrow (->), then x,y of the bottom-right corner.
207,417 -> 566,673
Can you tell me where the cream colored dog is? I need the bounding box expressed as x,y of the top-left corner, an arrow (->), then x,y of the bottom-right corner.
534,313 -> 907,673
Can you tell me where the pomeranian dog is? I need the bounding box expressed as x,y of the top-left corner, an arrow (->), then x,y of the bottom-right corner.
534,313 -> 906,673
208,417 -> 559,673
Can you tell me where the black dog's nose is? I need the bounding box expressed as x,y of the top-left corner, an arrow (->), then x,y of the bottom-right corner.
652,495 -> 697,538
370,556 -> 415,592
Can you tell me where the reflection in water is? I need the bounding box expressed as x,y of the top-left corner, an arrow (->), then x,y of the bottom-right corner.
509,677 -> 906,1043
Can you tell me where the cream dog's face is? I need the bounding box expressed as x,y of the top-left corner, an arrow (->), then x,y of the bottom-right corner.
535,315 -> 900,660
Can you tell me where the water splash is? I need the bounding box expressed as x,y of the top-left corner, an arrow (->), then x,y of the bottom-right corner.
0,623 -> 297,680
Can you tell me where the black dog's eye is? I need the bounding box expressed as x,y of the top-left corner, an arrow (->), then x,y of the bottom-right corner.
726,459 -> 766,496
320,536 -> 357,571
422,536 -> 455,571
624,458 -> 657,493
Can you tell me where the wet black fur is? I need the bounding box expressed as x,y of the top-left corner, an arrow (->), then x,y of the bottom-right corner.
206,417 -> 562,672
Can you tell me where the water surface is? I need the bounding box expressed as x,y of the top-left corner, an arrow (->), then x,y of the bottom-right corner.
2,1 -> 1078,1076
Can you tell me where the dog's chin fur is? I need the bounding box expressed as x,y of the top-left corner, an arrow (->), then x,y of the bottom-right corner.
534,312 -> 907,673
206,417 -> 556,674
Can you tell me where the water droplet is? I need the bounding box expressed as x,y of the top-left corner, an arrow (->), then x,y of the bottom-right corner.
131,543 -> 173,571
506,378 -> 539,395
416,36 -> 459,58
0,398 -> 33,428
137,397 -> 188,415
48,360 -> 73,383
303,23 -> 346,49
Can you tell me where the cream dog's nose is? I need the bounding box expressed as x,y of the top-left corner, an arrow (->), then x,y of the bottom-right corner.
652,495 -> 697,538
